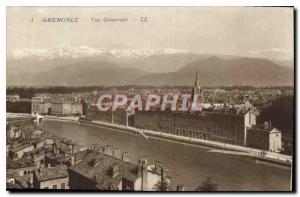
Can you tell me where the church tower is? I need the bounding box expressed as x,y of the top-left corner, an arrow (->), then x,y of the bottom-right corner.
190,72 -> 204,113
191,72 -> 203,100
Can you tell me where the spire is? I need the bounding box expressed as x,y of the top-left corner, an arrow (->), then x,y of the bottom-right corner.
194,71 -> 199,86
193,71 -> 202,94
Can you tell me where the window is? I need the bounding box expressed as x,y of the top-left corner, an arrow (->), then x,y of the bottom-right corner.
53,185 -> 57,189
61,183 -> 65,189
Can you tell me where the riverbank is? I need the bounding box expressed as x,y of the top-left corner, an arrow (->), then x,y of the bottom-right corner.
7,113 -> 80,123
42,119 -> 292,191
78,119 -> 292,170
6,113 -> 292,170
44,115 -> 79,122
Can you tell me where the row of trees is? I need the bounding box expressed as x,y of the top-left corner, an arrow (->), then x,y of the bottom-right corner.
7,86 -> 105,98
7,85 -> 293,99
258,95 -> 294,132
6,101 -> 31,113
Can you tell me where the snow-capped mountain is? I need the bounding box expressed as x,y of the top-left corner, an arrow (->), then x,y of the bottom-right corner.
7,45 -> 294,87
11,46 -> 199,60
247,48 -> 293,61
6,56 -> 293,87
10,46 -> 293,69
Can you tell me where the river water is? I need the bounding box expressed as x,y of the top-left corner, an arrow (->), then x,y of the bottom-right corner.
41,120 -> 291,191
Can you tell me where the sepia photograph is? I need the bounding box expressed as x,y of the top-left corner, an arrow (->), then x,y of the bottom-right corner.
6,7 -> 294,192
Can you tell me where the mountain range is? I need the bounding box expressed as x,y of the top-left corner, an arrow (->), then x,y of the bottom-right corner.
7,47 -> 294,87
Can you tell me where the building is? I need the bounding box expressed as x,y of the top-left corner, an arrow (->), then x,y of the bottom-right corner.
9,143 -> 35,160
208,110 -> 256,145
87,95 -> 283,152
134,110 -> 256,146
31,96 -> 51,115
33,166 -> 69,189
68,149 -> 169,191
7,125 -> 22,139
51,101 -> 83,116
82,99 -> 90,116
7,94 -> 20,102
6,116 -> 33,129
7,157 -> 36,178
7,157 -> 37,189
246,122 -> 282,152
89,106 -> 127,126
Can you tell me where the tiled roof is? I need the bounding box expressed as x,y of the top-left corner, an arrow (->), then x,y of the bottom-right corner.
45,152 -> 68,163
7,157 -> 35,169
36,166 -> 68,182
11,140 -> 34,152
73,149 -> 88,163
70,149 -> 138,189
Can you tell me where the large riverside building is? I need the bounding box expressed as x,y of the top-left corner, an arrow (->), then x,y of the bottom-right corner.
88,107 -> 282,152
85,74 -> 282,152
89,106 -> 127,126
134,110 -> 256,146
31,97 -> 51,115
51,101 -> 83,116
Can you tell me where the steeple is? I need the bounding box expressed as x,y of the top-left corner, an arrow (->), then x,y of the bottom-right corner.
193,72 -> 202,94
191,72 -> 204,111
194,72 -> 199,86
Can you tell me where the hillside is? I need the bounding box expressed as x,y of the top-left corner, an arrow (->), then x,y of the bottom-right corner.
7,56 -> 294,87
134,57 -> 294,86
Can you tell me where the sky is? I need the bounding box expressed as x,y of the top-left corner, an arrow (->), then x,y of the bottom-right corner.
7,7 -> 294,58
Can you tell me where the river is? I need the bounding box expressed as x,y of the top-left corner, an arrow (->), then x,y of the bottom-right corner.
41,120 -> 291,191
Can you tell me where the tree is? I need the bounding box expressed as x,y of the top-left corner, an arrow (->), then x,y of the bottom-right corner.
153,179 -> 171,191
195,177 -> 218,191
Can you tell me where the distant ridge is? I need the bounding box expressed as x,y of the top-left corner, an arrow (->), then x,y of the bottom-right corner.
132,56 -> 294,86
7,53 -> 293,87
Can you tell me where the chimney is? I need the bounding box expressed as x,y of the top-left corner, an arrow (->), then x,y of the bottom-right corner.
264,121 -> 269,129
122,152 -> 131,162
160,167 -> 166,183
104,145 -> 113,156
47,163 -> 51,168
92,144 -> 104,153
138,157 -> 148,176
71,155 -> 75,166
113,148 -> 121,159
91,144 -> 99,151
138,157 -> 148,190
269,121 -> 272,128
70,144 -> 74,154
177,184 -> 185,191
53,143 -> 56,153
